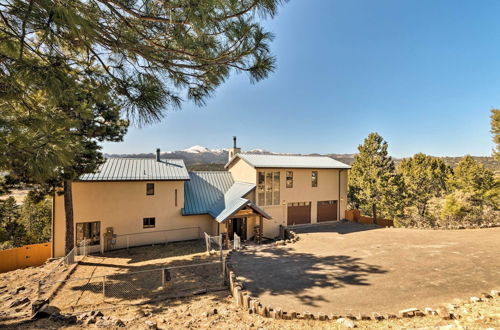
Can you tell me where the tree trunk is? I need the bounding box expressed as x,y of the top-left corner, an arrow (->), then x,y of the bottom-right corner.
372,204 -> 377,225
63,180 -> 74,255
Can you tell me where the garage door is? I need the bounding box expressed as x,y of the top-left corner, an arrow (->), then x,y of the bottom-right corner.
317,200 -> 338,222
287,202 -> 311,225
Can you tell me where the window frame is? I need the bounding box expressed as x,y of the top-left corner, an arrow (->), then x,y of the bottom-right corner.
76,221 -> 100,246
286,171 -> 293,188
143,217 -> 156,228
146,183 -> 155,196
312,171 -> 318,187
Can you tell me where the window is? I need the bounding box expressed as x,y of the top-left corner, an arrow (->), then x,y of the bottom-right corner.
143,217 -> 156,228
257,172 -> 265,205
312,171 -> 318,187
175,189 -> 178,207
286,171 -> 293,188
76,221 -> 100,246
146,183 -> 155,195
257,171 -> 280,206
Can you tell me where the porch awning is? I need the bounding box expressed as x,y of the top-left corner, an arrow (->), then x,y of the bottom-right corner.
208,182 -> 272,223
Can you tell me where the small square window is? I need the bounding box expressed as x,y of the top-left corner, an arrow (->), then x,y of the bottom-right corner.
143,217 -> 155,228
312,171 -> 318,187
146,183 -> 154,195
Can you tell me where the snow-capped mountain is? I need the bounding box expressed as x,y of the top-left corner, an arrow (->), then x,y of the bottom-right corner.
104,145 -> 356,168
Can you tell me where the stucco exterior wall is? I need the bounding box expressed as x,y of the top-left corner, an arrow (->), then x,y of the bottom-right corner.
227,158 -> 256,183
53,181 -> 214,257
227,159 -> 349,238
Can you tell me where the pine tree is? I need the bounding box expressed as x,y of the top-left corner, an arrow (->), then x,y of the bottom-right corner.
491,109 -> 500,161
398,153 -> 450,217
348,133 -> 400,222
449,155 -> 496,199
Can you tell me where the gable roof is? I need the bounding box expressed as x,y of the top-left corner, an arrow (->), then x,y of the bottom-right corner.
79,158 -> 189,181
225,153 -> 351,169
182,171 -> 234,215
183,171 -> 271,222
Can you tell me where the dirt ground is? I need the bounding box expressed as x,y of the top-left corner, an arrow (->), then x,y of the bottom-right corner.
50,240 -> 223,313
231,222 -> 500,315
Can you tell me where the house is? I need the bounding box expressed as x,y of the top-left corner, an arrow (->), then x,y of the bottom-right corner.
51,139 -> 350,257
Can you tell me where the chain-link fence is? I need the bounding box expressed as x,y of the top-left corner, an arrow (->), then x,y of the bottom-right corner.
204,232 -> 222,254
110,227 -> 202,251
47,261 -> 225,312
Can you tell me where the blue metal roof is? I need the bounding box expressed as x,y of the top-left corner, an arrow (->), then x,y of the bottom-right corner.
182,171 -> 234,215
79,158 -> 189,181
183,172 -> 270,222
225,153 -> 351,169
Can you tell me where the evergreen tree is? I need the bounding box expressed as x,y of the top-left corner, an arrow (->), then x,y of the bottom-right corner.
449,155 -> 495,197
491,109 -> 500,161
1,0 -> 285,253
20,192 -> 52,244
398,153 -> 450,217
348,133 -> 400,222
0,197 -> 26,248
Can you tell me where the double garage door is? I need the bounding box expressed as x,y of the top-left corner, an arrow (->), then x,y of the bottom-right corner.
287,200 -> 337,225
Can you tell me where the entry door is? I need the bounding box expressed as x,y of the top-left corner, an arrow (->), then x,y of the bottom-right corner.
287,202 -> 311,225
231,218 -> 247,240
317,200 -> 338,222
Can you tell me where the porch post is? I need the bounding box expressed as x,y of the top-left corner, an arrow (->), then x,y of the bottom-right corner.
259,216 -> 263,244
225,221 -> 230,249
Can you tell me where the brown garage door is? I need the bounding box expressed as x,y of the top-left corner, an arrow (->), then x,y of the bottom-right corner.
317,200 -> 338,222
287,202 -> 311,225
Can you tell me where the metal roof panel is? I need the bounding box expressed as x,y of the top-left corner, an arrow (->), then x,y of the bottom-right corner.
225,153 -> 351,169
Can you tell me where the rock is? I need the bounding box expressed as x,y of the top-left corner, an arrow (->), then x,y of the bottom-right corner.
337,317 -> 356,328
470,296 -> 481,303
95,319 -> 114,328
32,304 -> 61,319
399,308 -> 418,317
9,297 -> 30,308
490,290 -> 499,296
424,307 -> 434,315
85,316 -> 97,325
371,312 -> 384,320
31,299 -> 48,315
49,313 -> 77,324
13,286 -> 25,294
436,306 -> 454,320
205,308 -> 218,317
145,320 -> 157,329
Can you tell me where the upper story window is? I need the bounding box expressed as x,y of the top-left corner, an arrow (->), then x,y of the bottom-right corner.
286,171 -> 293,188
257,171 -> 280,206
146,183 -> 155,195
312,171 -> 318,187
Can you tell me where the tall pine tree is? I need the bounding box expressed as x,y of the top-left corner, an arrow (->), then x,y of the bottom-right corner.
348,133 -> 401,222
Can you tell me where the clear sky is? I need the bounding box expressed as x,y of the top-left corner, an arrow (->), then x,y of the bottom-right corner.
102,0 -> 500,158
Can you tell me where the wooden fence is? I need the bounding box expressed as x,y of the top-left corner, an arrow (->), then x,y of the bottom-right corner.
0,242 -> 51,273
345,209 -> 394,227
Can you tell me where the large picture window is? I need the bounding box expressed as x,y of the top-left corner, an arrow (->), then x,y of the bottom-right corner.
257,171 -> 280,206
76,221 -> 100,246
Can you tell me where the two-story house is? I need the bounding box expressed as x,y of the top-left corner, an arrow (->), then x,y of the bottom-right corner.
51,140 -> 350,257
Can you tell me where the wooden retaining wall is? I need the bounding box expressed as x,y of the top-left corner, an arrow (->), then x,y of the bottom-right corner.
0,242 -> 52,273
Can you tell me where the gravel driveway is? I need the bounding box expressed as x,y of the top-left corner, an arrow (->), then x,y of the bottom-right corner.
231,222 -> 500,314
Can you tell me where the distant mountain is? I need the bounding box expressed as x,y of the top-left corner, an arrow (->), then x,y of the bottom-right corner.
104,146 -> 498,172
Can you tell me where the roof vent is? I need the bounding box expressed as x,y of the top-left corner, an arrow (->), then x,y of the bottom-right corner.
156,148 -> 161,162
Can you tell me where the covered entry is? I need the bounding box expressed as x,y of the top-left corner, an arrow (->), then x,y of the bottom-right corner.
287,202 -> 311,225
317,200 -> 338,222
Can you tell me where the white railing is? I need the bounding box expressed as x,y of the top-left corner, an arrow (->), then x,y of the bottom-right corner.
233,233 -> 241,250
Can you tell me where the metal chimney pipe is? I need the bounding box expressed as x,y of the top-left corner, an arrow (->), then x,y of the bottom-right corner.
233,136 -> 237,148
156,148 -> 161,162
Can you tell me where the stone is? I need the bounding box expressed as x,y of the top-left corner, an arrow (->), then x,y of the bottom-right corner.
32,305 -> 61,319
337,317 -> 356,328
470,296 -> 481,303
9,297 -> 30,308
436,306 -> 453,320
113,319 -> 125,327
328,313 -> 340,320
424,307 -> 434,315
13,286 -> 25,294
145,320 -> 157,329
31,299 -> 48,315
318,312 -> 326,321
371,312 -> 384,321
49,313 -> 77,324
490,290 -> 499,296
399,307 -> 418,317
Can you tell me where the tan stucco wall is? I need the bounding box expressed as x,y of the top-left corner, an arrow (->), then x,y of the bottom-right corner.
53,181 -> 214,257
227,158 -> 256,183
227,164 -> 349,238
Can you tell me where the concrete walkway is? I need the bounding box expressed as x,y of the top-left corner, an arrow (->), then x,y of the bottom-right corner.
232,222 -> 500,314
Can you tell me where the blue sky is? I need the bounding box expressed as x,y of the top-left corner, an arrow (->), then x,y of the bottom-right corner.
103,0 -> 500,158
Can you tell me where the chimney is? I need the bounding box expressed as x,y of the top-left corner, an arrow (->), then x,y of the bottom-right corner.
156,148 -> 161,162
228,136 -> 241,161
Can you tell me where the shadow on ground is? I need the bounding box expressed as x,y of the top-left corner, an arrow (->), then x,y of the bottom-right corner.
292,221 -> 382,235
232,246 -> 387,308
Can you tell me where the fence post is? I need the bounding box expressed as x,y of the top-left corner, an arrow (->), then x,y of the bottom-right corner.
222,256 -> 226,285
102,276 -> 106,302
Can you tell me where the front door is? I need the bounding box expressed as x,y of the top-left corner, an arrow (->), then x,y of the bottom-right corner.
231,218 -> 247,240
